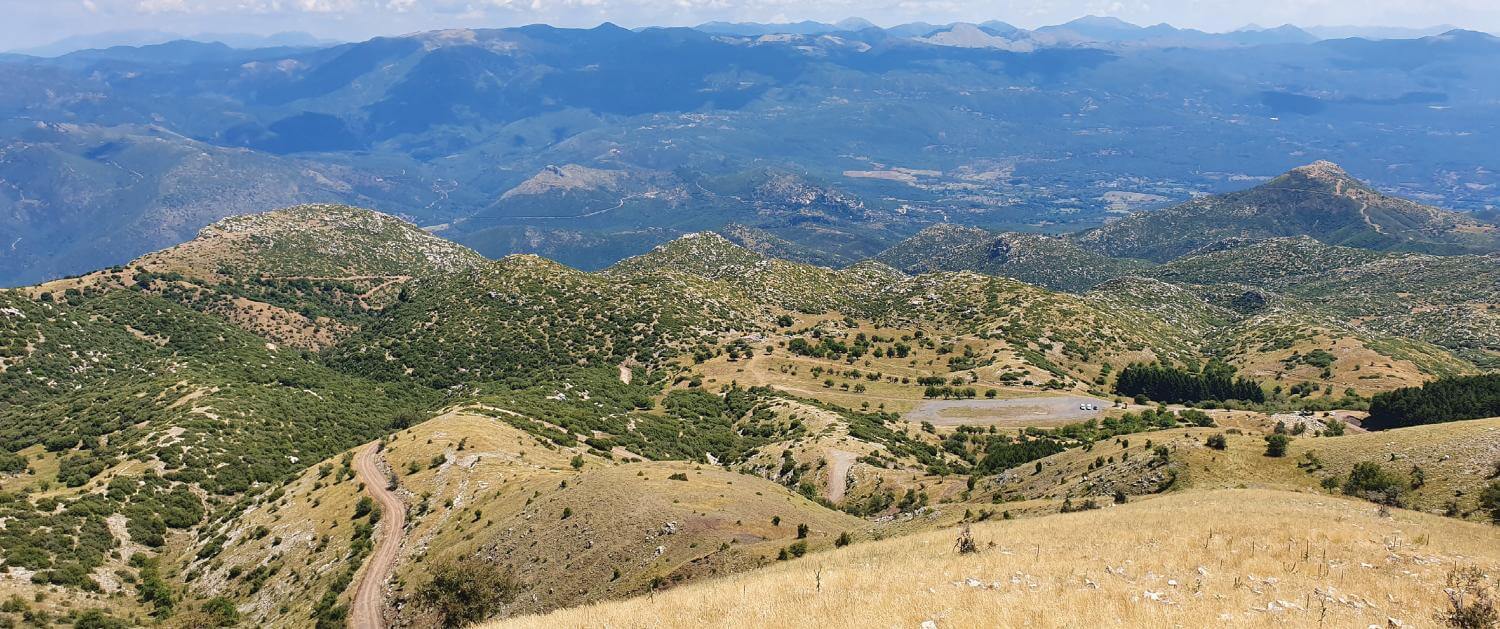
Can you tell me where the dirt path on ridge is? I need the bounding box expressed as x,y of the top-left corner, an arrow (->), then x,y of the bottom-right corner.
350,442 -> 405,629
826,449 -> 857,503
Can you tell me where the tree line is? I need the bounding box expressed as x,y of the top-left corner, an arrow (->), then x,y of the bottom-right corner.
1114,362 -> 1265,404
1365,374 -> 1500,430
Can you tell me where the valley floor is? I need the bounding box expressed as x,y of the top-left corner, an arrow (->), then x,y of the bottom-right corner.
491,488 -> 1500,629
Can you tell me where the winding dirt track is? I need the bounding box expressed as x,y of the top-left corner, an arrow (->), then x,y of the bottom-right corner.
825,450 -> 857,503
350,442 -> 405,629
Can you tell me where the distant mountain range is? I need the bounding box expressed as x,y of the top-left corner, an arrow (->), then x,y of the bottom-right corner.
1,22 -> 1499,287
692,16 -> 1486,48
23,17 -> 1488,58
11,30 -> 334,57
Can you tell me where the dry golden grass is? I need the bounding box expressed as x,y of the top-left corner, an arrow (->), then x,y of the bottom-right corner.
187,407 -> 873,626
492,488 -> 1500,629
1177,418 -> 1500,517
984,417 -> 1500,520
377,409 -> 869,621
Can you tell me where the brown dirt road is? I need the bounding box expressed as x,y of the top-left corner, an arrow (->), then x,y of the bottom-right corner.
825,449 -> 857,503
350,442 -> 405,629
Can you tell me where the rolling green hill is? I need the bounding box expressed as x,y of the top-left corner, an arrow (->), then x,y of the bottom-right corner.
876,224 -> 1154,292
1153,236 -> 1500,367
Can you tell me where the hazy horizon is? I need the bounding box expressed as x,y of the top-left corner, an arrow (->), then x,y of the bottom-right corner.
7,0 -> 1498,53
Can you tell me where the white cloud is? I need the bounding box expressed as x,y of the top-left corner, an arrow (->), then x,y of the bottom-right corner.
134,0 -> 189,12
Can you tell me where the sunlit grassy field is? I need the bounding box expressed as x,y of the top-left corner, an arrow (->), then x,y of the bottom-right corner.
492,488 -> 1500,629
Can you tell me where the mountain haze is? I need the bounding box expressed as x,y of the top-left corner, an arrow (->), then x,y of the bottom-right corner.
3,25 -> 1500,285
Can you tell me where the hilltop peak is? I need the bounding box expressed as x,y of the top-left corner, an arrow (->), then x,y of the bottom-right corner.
1077,163 -> 1500,261
642,231 -> 760,262
1268,161 -> 1379,199
133,204 -> 486,280
1286,160 -> 1354,183
911,223 -> 989,238
1066,15 -> 1140,29
835,17 -> 878,31
673,230 -> 737,245
612,230 -> 764,276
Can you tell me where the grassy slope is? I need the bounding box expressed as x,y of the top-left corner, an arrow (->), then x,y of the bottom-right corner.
982,416 -> 1500,518
329,253 -> 769,387
607,230 -> 1478,397
492,488 -> 1500,629
184,408 -> 868,626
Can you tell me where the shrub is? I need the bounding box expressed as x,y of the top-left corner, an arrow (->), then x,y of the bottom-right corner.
0,451 -> 26,474
200,597 -> 240,626
72,610 -> 126,629
352,496 -> 374,520
787,541 -> 808,558
1179,409 -> 1215,427
1060,497 -> 1101,513
419,556 -> 520,627
1152,445 -> 1170,465
954,525 -> 978,554
1205,434 -> 1227,450
1263,434 -> 1289,458
1480,481 -> 1500,524
834,532 -> 852,547
1344,461 -> 1405,507
1344,462 -> 1401,497
796,523 -> 809,539
1437,566 -> 1497,629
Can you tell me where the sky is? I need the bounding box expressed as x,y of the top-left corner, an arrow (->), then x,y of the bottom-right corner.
4,0 -> 1498,51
